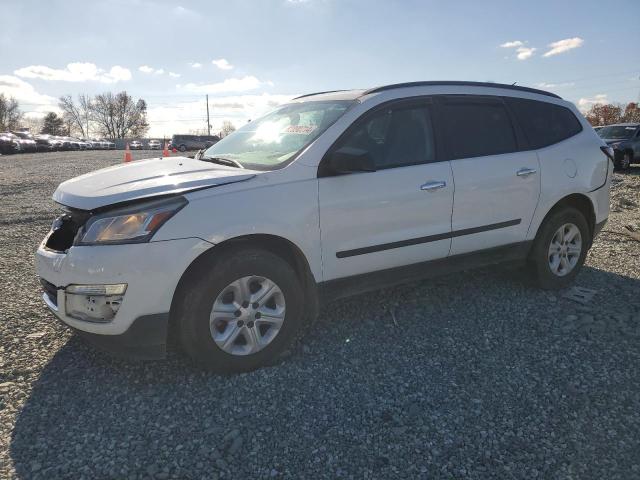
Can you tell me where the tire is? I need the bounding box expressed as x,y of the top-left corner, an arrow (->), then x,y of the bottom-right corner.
527,207 -> 591,290
178,248 -> 304,373
614,152 -> 632,171
179,144 -> 187,152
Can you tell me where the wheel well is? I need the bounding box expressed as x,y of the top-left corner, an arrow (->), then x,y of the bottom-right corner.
168,234 -> 318,346
546,193 -> 596,238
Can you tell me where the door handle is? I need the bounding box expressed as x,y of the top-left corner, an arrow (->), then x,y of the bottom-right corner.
420,180 -> 447,191
516,168 -> 537,177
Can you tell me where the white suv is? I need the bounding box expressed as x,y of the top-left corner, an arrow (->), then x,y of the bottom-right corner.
36,82 -> 612,372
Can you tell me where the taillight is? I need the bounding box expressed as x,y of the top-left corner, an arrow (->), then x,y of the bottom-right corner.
600,145 -> 615,162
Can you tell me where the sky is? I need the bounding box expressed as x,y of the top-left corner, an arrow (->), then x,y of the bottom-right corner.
1,0 -> 638,137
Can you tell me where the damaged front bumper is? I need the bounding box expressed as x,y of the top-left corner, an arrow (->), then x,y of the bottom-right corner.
35,235 -> 214,359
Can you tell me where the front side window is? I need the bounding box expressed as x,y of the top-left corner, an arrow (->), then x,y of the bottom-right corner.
440,98 -> 517,160
335,104 -> 435,169
508,98 -> 583,148
202,100 -> 355,170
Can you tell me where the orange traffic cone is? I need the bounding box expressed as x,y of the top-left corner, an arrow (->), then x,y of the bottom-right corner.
172,147 -> 178,153
123,143 -> 132,163
162,142 -> 170,157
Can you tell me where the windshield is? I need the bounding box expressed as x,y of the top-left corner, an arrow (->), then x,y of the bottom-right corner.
598,125 -> 637,140
201,100 -> 355,170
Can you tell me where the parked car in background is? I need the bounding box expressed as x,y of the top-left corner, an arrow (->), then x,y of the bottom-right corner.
33,134 -> 60,152
102,139 -> 116,149
169,134 -> 220,152
148,139 -> 162,150
130,140 -> 143,150
597,123 -> 640,170
0,133 -> 21,154
36,81 -> 612,372
10,131 -> 38,152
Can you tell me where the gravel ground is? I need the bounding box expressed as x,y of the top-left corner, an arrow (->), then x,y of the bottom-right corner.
1,150 -> 639,479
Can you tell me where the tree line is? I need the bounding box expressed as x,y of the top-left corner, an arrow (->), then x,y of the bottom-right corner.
0,91 -> 149,138
584,101 -> 640,126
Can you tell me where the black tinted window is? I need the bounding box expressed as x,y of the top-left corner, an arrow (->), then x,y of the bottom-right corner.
508,98 -> 582,148
440,98 -> 517,159
338,104 -> 435,169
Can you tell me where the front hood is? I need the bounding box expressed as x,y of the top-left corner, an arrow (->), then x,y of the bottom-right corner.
53,156 -> 257,210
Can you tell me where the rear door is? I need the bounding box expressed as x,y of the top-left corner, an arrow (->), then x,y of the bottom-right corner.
437,96 -> 540,255
318,98 -> 454,281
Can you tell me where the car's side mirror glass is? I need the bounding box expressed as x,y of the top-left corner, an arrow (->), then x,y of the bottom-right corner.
328,147 -> 376,174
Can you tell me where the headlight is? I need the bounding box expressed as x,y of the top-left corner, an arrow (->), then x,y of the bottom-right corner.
76,196 -> 187,245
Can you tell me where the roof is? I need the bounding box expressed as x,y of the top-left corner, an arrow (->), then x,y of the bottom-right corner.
293,81 -> 561,102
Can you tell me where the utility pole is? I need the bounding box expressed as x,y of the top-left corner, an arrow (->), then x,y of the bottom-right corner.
206,94 -> 211,136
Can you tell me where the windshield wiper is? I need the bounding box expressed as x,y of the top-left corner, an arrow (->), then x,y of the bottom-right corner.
200,156 -> 244,169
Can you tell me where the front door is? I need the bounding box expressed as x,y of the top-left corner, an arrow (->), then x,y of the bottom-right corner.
318,99 -> 454,281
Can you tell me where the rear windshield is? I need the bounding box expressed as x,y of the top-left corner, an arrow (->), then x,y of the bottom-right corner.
202,100 -> 355,170
598,125 -> 637,140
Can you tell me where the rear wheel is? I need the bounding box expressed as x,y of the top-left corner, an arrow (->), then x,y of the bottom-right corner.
179,144 -> 187,152
178,248 -> 304,372
527,207 -> 590,289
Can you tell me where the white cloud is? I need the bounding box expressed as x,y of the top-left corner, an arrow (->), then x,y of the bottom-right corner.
0,75 -> 59,113
516,47 -> 536,60
14,62 -> 131,83
535,82 -> 575,89
139,65 -> 167,75
212,58 -> 233,70
500,40 -> 524,48
500,41 -> 535,60
146,93 -> 296,137
189,62 -> 202,69
168,72 -> 181,78
180,76 -> 265,94
577,94 -> 608,112
543,37 -> 584,57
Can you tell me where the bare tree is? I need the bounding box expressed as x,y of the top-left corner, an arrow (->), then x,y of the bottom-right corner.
0,94 -> 23,131
58,94 -> 92,137
20,115 -> 44,133
219,120 -> 236,138
90,91 -> 148,139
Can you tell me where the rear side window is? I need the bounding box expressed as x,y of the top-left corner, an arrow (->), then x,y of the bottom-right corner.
439,97 -> 517,159
336,104 -> 435,169
507,98 -> 582,149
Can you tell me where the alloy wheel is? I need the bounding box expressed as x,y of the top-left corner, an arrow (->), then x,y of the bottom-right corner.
548,223 -> 582,277
209,276 -> 286,356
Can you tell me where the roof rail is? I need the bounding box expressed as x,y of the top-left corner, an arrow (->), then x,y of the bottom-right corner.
292,90 -> 349,100
362,81 -> 562,99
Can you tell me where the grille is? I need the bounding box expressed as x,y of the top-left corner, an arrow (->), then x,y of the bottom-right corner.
40,278 -> 58,307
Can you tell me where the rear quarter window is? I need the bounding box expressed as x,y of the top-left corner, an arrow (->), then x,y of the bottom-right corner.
507,98 -> 583,149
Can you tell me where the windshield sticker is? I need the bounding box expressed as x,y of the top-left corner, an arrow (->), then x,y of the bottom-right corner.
626,127 -> 636,130
283,125 -> 316,135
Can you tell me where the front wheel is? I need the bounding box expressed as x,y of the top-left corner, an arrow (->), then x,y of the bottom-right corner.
178,144 -> 187,152
527,207 -> 591,289
178,248 -> 304,372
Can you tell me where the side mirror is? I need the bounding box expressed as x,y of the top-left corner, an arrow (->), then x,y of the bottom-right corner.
328,147 -> 376,174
